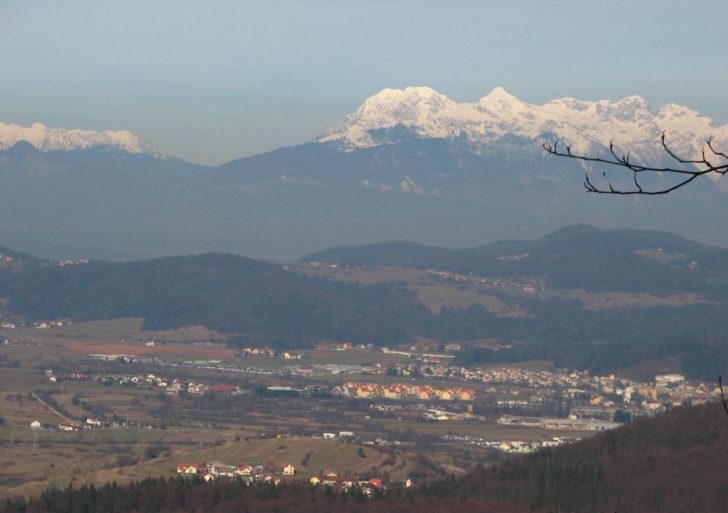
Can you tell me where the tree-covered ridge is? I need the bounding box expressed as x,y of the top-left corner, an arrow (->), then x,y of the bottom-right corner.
0,253 -> 430,347
445,299 -> 728,378
3,225 -> 728,378
433,402 -> 728,512
4,403 -> 727,513
304,224 -> 728,297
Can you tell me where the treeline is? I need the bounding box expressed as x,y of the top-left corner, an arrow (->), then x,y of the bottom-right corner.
5,403 -> 728,513
1,478 -> 533,513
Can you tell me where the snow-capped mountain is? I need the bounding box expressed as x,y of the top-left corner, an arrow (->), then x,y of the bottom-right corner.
2,86 -> 728,261
319,86 -> 728,164
0,121 -> 156,154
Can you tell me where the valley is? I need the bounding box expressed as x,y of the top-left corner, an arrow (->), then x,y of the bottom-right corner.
0,300 -> 719,500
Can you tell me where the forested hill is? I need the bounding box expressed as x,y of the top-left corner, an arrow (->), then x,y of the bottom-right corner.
0,252 -> 430,346
304,224 -> 728,296
4,402 -> 727,513
433,401 -> 728,513
4,228 -> 728,378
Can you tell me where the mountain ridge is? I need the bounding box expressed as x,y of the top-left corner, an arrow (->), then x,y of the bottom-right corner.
4,87 -> 728,168
3,88 -> 728,261
318,86 -> 728,167
0,121 -> 156,155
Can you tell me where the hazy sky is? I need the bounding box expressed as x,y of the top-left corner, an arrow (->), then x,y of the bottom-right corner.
2,0 -> 727,165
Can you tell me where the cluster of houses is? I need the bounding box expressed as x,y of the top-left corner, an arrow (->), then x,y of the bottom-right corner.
411,363 -> 591,388
425,267 -> 539,293
33,319 -> 71,329
398,362 -> 719,418
177,462 -> 295,484
58,259 -> 89,266
336,382 -> 476,401
177,462 -> 397,494
28,417 -> 101,431
316,341 -> 373,351
165,381 -> 249,396
0,319 -> 71,330
443,433 -> 576,454
489,439 -> 565,454
497,414 -> 622,431
49,369 -> 249,396
309,473 -> 393,494
239,347 -> 303,360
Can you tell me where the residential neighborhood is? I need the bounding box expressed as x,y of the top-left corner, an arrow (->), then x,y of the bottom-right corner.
336,382 -> 476,401
176,461 -> 295,484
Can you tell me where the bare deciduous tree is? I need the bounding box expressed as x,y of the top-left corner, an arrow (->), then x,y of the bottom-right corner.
543,132 -> 728,195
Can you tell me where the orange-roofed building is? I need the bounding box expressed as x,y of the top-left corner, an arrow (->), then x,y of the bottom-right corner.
177,463 -> 206,475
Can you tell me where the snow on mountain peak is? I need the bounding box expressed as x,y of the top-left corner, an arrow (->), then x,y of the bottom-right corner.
0,121 -> 157,154
358,86 -> 454,120
318,87 -> 728,163
319,86 -> 457,147
477,86 -> 523,108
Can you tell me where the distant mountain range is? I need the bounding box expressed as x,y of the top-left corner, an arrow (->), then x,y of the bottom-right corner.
0,121 -> 155,153
1,87 -> 728,260
319,86 -> 728,161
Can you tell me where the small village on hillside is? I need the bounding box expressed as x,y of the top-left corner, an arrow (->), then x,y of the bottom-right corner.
175,462 -> 395,494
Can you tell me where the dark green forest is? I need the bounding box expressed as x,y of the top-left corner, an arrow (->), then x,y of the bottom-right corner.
0,251 -> 430,347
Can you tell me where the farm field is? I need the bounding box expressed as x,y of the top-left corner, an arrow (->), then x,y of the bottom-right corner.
297,264 -> 710,314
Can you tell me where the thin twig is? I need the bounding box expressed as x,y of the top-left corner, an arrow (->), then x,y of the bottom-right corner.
719,376 -> 728,416
543,133 -> 728,194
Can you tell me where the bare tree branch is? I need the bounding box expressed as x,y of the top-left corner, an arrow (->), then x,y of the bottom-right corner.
543,132 -> 728,194
720,376 -> 728,416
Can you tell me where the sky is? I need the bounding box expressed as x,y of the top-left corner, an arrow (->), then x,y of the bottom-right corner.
1,0 -> 727,165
